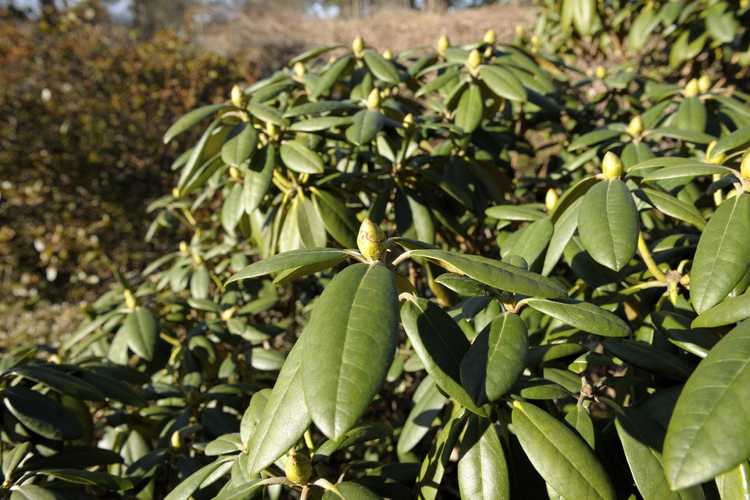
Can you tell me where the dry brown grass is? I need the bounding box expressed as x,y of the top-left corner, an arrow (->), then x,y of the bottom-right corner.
196,4 -> 535,70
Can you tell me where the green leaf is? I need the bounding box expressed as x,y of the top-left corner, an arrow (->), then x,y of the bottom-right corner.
578,179 -> 639,271
641,164 -> 735,181
284,100 -> 357,118
311,55 -> 353,99
313,189 -> 357,248
397,376 -> 446,456
294,196 -> 327,248
638,188 -> 705,229
190,264 -> 211,300
121,307 -> 158,361
503,217 -> 553,268
222,183 -> 244,232
240,388 -> 269,446
712,127 -> 750,157
409,249 -> 567,299
568,128 -> 621,151
221,125 -> 258,167
37,469 -> 133,492
457,416 -> 510,500
486,205 -> 545,222
400,298 -> 486,416
616,418 -> 704,500
460,313 -> 527,403
692,290 -> 750,328
164,458 -> 234,500
7,364 -> 104,401
455,83 -> 483,133
242,143 -> 275,214
290,115 -> 353,132
322,481 -> 382,500
346,110 -> 385,145
664,320 -> 750,489
363,50 -> 401,84
525,298 -> 630,337
303,263 -> 399,438
280,141 -> 324,174
674,97 -> 707,133
164,103 -> 226,144
543,197 -> 581,276
247,101 -> 287,127
645,127 -> 715,144
3,387 -> 82,441
245,340 -> 310,474
9,485 -> 57,500
691,194 -> 750,313
603,339 -> 693,380
716,462 -> 750,500
479,65 -> 526,102
511,401 -> 615,500
226,248 -> 350,284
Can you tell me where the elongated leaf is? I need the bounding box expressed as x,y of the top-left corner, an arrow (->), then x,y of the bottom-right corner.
616,419 -> 704,500
313,189 -> 357,248
691,194 -> 750,313
7,365 -> 104,401
221,183 -> 244,232
289,116 -> 353,132
525,298 -> 630,337
363,50 -> 400,84
242,143 -> 275,214
409,249 -> 567,299
164,458 -> 234,500
303,263 -> 399,438
638,188 -> 705,229
121,307 -> 157,361
569,128 -> 621,151
543,197 -> 581,276
664,320 -> 750,489
716,462 -> 750,500
486,205 -> 545,222
503,217 -> 553,268
3,387 -> 82,441
712,127 -> 750,157
164,103 -> 226,144
397,377 -> 447,456
311,55 -> 353,99
512,401 -> 615,500
245,340 -> 310,474
221,125 -> 258,167
479,65 -> 526,102
455,83 -> 483,133
642,164 -> 735,181
280,141 -> 324,174
460,313 -> 527,403
401,298 -> 485,415
457,416 -> 510,500
578,179 -> 638,271
226,248 -> 350,284
321,482 -> 381,500
346,110 -> 385,145
692,290 -> 750,328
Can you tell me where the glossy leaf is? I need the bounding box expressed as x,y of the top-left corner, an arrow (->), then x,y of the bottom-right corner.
226,248 -> 350,284
578,179 -> 639,271
691,194 -> 750,313
409,249 -> 567,299
280,140 -> 324,174
460,313 -> 527,403
512,401 -> 615,500
401,298 -> 486,415
525,298 -> 630,337
664,320 -> 750,489
245,340 -> 310,474
457,416 -> 510,500
302,263 -> 399,438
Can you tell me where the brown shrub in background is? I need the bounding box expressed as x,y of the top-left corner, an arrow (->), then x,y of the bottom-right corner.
0,14 -> 252,320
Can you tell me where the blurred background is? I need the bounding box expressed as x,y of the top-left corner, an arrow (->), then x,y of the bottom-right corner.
0,0 -> 533,342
